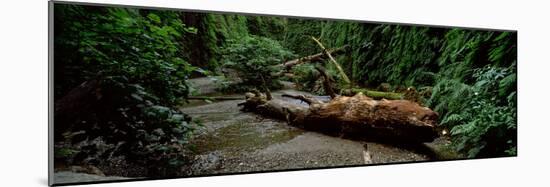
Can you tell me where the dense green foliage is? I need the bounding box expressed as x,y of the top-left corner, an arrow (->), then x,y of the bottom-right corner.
438,65 -> 516,157
289,21 -> 517,158
283,19 -> 323,56
221,35 -> 295,92
179,13 -> 287,72
55,6 -> 197,101
428,31 -> 517,157
179,13 -> 249,71
318,23 -> 442,86
247,16 -> 287,40
54,5 -> 199,175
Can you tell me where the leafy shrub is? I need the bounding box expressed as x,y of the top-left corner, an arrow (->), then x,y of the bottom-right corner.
290,64 -> 343,95
179,13 -> 250,70
289,20 -> 517,158
54,5 -> 199,176
427,30 -> 517,158
432,65 -> 516,158
428,78 -> 475,120
220,35 -> 296,92
55,6 -> 198,104
64,76 -> 195,176
290,64 -> 319,91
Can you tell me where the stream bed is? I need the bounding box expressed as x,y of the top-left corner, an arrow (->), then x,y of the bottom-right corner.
179,78 -> 456,176
52,78 -> 457,183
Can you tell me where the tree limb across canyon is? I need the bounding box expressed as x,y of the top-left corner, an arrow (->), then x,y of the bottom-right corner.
310,36 -> 351,84
274,45 -> 349,70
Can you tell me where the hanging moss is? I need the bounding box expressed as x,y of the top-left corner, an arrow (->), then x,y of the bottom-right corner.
318,23 -> 446,87
180,13 -> 249,72
283,19 -> 516,157
282,19 -> 324,56
247,16 -> 287,40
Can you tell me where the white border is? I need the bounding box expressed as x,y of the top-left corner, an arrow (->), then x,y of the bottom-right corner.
1,0 -> 550,187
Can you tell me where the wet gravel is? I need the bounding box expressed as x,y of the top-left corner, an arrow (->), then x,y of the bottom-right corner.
54,172 -> 129,184
179,87 -> 446,176
53,78 -> 458,183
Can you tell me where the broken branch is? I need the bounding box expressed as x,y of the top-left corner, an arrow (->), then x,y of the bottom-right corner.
275,45 -> 348,69
310,36 -> 351,84
281,94 -> 323,105
314,65 -> 337,99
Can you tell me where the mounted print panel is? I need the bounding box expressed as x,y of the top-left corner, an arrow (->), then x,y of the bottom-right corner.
49,1 -> 517,186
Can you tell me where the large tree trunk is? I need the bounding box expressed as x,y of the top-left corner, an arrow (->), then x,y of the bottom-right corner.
239,92 -> 439,142
54,79 -> 103,139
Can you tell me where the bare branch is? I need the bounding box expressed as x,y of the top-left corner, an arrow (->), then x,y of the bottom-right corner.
281,94 -> 323,105
310,36 -> 351,84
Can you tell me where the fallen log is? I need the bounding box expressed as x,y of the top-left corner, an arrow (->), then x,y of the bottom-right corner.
239,92 -> 439,142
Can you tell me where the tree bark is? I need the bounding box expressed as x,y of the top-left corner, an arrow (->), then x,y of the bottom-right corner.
314,65 -> 337,99
54,79 -> 102,139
